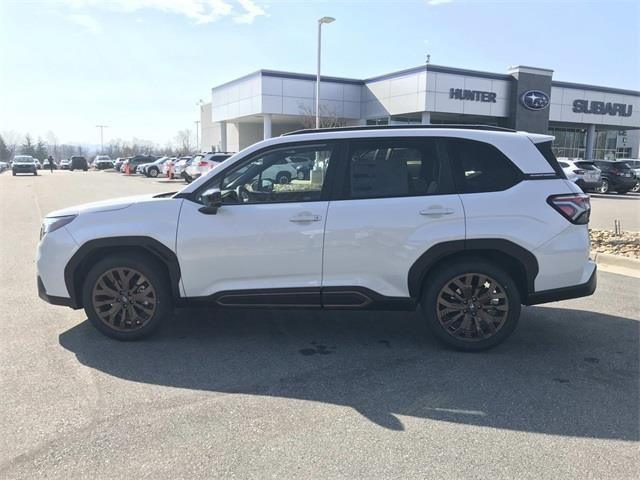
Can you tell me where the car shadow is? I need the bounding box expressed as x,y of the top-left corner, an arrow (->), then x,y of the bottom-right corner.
59,305 -> 639,440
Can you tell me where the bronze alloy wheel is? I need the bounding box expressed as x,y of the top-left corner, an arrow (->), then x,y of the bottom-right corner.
436,273 -> 509,342
91,267 -> 157,332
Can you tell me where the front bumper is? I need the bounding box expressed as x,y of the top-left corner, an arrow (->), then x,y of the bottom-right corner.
37,276 -> 75,308
525,267 -> 596,305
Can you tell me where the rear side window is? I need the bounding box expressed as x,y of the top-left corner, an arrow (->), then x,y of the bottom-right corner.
348,138 -> 453,199
445,139 -> 523,193
534,141 -> 565,177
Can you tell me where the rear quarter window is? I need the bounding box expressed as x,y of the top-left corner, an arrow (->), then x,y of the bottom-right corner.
445,138 -> 523,193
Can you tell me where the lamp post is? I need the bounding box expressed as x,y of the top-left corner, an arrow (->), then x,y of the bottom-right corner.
316,16 -> 335,129
194,120 -> 201,152
96,125 -> 108,154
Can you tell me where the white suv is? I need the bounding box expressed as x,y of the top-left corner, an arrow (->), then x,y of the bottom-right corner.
36,126 -> 596,351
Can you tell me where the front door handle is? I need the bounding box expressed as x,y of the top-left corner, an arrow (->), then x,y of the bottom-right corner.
420,207 -> 455,216
290,214 -> 322,223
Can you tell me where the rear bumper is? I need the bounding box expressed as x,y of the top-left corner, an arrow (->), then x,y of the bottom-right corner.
525,267 -> 597,305
610,177 -> 637,190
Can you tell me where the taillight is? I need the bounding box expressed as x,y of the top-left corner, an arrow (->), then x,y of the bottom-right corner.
547,194 -> 591,225
198,161 -> 208,167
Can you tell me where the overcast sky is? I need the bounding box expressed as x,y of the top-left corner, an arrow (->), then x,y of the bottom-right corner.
1,0 -> 638,146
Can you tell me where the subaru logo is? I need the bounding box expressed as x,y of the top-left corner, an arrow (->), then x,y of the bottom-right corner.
521,90 -> 550,110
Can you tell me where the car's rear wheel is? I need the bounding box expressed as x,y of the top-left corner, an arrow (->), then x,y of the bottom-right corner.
421,259 -> 521,351
596,179 -> 609,193
276,172 -> 291,184
297,170 -> 305,180
632,182 -> 640,193
82,254 -> 173,340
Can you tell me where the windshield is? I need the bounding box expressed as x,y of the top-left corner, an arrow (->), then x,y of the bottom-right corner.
14,156 -> 34,163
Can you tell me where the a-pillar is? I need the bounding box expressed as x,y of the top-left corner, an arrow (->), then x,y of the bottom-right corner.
263,114 -> 272,140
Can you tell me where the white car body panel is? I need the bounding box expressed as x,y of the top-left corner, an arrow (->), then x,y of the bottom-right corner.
176,199 -> 328,297
38,195 -> 184,298
322,194 -> 465,297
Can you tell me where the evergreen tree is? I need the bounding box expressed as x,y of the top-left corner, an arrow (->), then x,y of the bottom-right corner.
0,134 -> 12,162
35,138 -> 48,160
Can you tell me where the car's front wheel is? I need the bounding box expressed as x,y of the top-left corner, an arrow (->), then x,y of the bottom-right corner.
421,259 -> 521,351
148,168 -> 159,178
632,182 -> 640,193
82,253 -> 173,340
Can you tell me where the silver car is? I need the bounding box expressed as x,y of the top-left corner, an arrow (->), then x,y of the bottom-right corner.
558,160 -> 602,192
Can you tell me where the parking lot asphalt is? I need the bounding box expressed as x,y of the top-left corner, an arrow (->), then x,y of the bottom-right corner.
1,170 -> 638,479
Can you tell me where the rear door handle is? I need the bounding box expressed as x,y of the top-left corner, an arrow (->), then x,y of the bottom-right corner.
420,207 -> 455,216
290,214 -> 322,223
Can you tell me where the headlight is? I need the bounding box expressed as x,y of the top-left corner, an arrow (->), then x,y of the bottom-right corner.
40,215 -> 77,239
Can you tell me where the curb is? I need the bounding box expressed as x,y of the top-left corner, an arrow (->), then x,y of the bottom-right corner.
593,252 -> 640,278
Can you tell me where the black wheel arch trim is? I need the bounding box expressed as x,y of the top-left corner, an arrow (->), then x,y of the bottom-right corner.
407,239 -> 539,301
64,236 -> 182,309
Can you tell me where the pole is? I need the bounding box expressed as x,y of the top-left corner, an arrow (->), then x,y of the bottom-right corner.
316,21 -> 322,129
96,125 -> 108,154
194,120 -> 200,152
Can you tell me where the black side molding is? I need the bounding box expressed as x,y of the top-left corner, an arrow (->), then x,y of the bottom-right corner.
407,239 -> 539,300
525,267 -> 597,305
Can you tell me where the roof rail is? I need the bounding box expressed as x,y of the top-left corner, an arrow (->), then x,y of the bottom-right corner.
282,124 -> 517,136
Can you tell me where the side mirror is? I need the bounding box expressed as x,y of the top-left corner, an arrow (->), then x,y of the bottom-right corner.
198,188 -> 222,215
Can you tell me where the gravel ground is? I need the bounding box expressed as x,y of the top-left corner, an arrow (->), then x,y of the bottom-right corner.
591,229 -> 640,259
1,171 -> 638,479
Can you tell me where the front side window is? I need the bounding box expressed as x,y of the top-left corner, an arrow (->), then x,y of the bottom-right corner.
212,144 -> 333,204
348,138 -> 451,199
445,139 -> 523,193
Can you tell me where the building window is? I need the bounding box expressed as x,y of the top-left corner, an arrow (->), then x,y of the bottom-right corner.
548,127 -> 586,159
366,117 -> 389,126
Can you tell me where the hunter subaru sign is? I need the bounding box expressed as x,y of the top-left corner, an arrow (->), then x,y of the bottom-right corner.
520,90 -> 550,110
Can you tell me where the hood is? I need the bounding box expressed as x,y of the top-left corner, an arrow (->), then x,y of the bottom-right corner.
45,194 -> 158,217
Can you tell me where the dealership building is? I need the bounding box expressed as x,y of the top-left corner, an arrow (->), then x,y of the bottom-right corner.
200,64 -> 640,160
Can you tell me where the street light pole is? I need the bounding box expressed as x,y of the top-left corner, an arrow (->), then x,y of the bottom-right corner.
96,125 -> 108,153
316,16 -> 335,129
194,120 -> 201,152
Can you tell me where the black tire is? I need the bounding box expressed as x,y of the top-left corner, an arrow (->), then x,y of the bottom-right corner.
597,179 -> 609,194
276,172 -> 291,184
34,171 -> 37,176
632,182 -> 640,193
82,253 -> 173,341
148,168 -> 159,178
420,258 -> 521,352
12,171 -> 16,176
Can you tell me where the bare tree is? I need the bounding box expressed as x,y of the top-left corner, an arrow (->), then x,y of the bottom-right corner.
298,103 -> 347,129
174,129 -> 193,155
1,130 -> 21,159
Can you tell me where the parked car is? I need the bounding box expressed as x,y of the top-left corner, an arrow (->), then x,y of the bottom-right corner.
140,157 -> 171,178
36,125 -> 596,351
122,155 -> 156,173
35,160 -> 43,169
184,152 -> 234,183
70,156 -> 88,171
113,158 -> 127,172
172,156 -> 192,180
621,159 -> 640,192
0,161 -> 8,173
259,156 -> 302,184
42,159 -> 58,170
558,160 -> 601,192
592,160 -> 636,194
12,155 -> 38,176
163,157 -> 178,178
94,155 -> 114,170
59,159 -> 71,170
